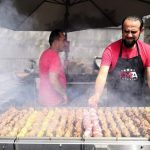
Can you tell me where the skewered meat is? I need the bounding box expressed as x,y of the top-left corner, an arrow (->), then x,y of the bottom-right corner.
0,107 -> 149,138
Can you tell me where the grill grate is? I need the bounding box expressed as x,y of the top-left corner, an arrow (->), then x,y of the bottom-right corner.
0,107 -> 149,138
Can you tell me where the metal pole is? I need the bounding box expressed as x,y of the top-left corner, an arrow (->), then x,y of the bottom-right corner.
64,0 -> 70,38
64,0 -> 70,74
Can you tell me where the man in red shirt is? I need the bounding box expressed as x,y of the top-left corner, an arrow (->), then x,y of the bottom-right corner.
39,29 -> 68,106
89,16 -> 150,107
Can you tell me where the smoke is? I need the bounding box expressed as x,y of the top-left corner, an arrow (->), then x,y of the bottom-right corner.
0,0 -> 24,30
143,15 -> 150,22
0,72 -> 37,112
67,83 -> 94,107
0,0 -> 41,109
0,27 -> 47,109
0,0 -> 38,31
0,0 -> 149,109
100,76 -> 150,107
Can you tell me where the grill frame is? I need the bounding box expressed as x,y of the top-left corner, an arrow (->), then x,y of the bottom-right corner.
0,137 -> 150,150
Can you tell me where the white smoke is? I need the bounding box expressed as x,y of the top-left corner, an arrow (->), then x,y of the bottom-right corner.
0,0 -> 40,109
143,14 -> 150,22
0,0 -> 23,30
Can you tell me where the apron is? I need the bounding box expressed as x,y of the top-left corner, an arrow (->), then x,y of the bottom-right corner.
105,41 -> 145,107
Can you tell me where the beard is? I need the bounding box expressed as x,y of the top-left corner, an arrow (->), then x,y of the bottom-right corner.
123,38 -> 137,48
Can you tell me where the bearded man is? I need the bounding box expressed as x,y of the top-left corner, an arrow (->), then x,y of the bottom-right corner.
89,16 -> 150,107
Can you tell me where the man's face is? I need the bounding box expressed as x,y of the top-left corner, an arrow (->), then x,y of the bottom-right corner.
122,19 -> 142,48
57,32 -> 66,52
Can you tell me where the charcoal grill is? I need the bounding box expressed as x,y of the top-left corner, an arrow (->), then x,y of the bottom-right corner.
0,107 -> 149,150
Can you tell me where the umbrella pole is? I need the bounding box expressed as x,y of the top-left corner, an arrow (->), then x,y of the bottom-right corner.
64,0 -> 70,74
64,0 -> 70,36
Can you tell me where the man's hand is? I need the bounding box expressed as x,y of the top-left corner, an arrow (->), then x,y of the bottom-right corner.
88,94 -> 99,107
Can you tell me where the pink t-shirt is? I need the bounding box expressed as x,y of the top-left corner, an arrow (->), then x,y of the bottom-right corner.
101,39 -> 150,71
39,48 -> 66,106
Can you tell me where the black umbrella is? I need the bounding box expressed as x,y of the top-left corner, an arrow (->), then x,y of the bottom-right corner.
0,0 -> 150,33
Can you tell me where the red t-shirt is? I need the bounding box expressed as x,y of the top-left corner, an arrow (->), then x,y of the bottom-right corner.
39,48 -> 66,106
101,39 -> 150,71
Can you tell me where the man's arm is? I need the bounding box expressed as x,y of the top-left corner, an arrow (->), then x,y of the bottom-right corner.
49,72 -> 67,103
146,67 -> 150,88
88,65 -> 109,107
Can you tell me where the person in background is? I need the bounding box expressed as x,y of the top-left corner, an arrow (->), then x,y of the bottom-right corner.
39,29 -> 68,106
89,16 -> 150,107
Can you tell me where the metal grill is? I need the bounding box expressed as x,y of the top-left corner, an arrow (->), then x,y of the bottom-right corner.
0,107 -> 149,150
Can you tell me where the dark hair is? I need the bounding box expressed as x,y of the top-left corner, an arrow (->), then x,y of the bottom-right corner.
122,16 -> 144,31
49,29 -> 64,46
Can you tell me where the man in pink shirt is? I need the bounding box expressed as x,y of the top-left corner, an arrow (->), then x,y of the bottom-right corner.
39,29 -> 68,106
89,16 -> 150,107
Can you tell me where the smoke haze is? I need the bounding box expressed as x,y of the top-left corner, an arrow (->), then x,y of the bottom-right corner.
0,1 -> 149,108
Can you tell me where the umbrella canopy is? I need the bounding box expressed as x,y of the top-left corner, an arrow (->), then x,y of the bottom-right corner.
0,0 -> 150,32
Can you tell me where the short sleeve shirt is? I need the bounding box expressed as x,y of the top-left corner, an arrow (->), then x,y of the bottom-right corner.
39,48 -> 66,105
101,40 -> 150,71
